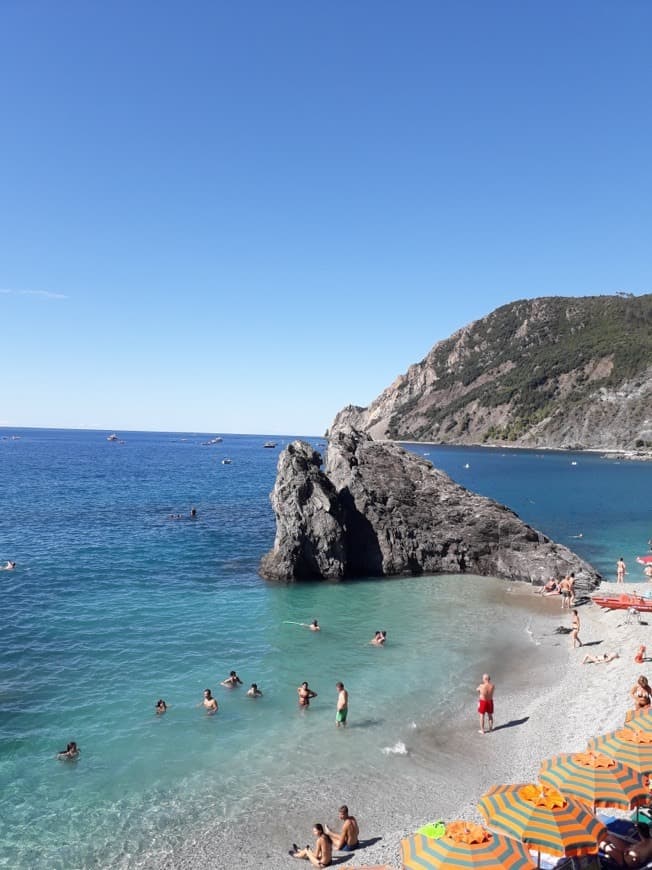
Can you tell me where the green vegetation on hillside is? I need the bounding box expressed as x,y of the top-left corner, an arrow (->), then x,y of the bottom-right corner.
386,294 -> 652,442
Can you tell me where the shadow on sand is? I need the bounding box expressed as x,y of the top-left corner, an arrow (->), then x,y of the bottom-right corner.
491,717 -> 529,732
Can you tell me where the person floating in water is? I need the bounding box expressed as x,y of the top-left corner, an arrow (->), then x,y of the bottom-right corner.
155,699 -> 167,714
247,683 -> 263,697
199,689 -> 218,713
370,630 -> 387,645
221,670 -> 243,688
297,681 -> 317,708
300,619 -> 320,631
190,507 -> 197,518
1,560 -> 16,570
57,741 -> 80,760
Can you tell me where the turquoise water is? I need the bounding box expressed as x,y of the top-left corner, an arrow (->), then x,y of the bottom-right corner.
0,429 -> 650,868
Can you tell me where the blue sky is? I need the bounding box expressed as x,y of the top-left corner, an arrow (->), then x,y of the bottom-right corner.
1,1 -> 650,435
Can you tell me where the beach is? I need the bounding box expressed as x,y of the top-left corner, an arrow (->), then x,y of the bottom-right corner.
151,581 -> 649,870
2,430 -> 650,869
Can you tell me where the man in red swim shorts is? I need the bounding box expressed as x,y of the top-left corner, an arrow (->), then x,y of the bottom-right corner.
477,673 -> 495,734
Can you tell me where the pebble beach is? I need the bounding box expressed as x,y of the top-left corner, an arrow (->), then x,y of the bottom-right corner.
147,580 -> 650,870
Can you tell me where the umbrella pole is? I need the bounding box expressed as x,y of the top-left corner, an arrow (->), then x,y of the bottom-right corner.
537,851 -> 541,870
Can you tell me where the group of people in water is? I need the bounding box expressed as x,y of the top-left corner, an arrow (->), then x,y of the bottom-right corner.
56,621 -> 384,763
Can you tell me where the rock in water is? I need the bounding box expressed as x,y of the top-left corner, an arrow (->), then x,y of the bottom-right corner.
259,441 -> 347,581
260,426 -> 602,592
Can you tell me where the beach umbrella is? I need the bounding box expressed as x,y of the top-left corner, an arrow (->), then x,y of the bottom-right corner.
478,782 -> 606,863
588,727 -> 652,775
401,821 -> 536,870
539,750 -> 647,812
625,708 -> 652,732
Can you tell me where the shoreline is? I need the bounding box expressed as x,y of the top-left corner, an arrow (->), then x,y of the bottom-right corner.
143,581 -> 642,870
392,439 -> 652,461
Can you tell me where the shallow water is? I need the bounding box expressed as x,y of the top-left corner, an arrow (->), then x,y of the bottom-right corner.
0,429 -> 649,867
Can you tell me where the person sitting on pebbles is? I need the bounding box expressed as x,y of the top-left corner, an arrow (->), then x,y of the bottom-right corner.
290,824 -> 332,867
325,805 -> 359,851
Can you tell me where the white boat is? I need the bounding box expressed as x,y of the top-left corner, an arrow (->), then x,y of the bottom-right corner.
107,434 -> 118,442
222,458 -> 232,465
263,441 -> 277,448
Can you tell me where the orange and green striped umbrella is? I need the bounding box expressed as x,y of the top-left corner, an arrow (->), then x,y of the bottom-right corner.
588,728 -> 652,774
539,750 -> 647,811
401,821 -> 536,870
477,783 -> 606,858
625,708 -> 652,732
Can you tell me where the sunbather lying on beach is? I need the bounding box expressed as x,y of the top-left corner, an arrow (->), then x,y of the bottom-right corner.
291,824 -> 332,867
582,652 -> 619,664
538,578 -> 559,595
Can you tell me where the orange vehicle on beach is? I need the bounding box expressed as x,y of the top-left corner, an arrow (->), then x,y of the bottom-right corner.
592,593 -> 652,612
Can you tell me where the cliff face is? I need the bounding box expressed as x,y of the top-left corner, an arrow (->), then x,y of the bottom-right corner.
330,294 -> 652,450
260,426 -> 602,592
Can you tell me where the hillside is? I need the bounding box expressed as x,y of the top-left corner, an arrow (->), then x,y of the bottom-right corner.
331,294 -> 652,450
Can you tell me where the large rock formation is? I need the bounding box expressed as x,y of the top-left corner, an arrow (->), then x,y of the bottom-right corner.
260,426 -> 602,592
330,294 -> 652,451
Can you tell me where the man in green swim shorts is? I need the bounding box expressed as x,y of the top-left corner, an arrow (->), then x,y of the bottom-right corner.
335,682 -> 348,727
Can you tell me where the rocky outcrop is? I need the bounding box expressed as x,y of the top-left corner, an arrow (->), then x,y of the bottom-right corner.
260,426 -> 602,592
330,294 -> 652,451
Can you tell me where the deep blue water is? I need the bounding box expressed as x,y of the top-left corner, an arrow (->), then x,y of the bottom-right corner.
0,428 -> 649,868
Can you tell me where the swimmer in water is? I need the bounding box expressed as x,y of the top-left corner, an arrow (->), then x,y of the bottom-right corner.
300,619 -> 320,631
247,683 -> 263,697
370,630 -> 387,645
155,699 -> 167,714
297,681 -> 317,708
1,561 -> 16,570
221,670 -> 243,688
199,689 -> 218,713
56,741 -> 80,760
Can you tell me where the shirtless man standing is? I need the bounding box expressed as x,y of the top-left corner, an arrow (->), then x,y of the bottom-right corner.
200,689 -> 218,713
325,805 -> 359,851
559,574 -> 572,610
477,674 -> 495,734
335,682 -> 348,728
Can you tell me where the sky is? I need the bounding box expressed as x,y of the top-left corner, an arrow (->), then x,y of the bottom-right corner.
1,1 -> 651,435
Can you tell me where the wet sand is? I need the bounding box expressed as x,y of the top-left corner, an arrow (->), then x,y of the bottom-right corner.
146,580 -> 645,870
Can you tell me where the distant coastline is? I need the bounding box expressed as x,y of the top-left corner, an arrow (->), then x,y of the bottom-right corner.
394,438 -> 652,461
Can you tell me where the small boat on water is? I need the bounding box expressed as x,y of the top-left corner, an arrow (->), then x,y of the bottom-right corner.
263,441 -> 277,448
592,593 -> 652,612
107,433 -> 118,441
222,458 -> 232,465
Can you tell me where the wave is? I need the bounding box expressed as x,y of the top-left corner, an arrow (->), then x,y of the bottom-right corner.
381,740 -> 408,755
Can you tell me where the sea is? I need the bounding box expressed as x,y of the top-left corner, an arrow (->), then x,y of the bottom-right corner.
0,428 -> 650,869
